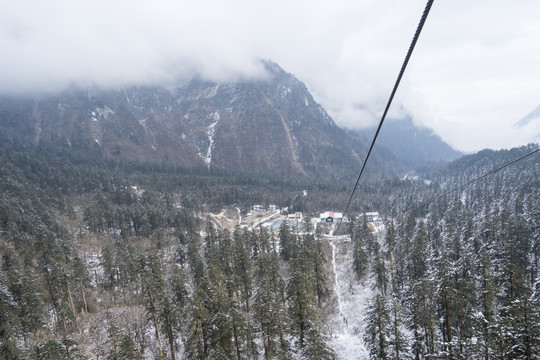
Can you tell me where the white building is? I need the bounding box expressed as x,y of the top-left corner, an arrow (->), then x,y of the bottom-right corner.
365,212 -> 382,225
319,211 -> 343,223
287,212 -> 303,220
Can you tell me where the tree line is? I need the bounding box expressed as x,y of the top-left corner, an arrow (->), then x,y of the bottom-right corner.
357,145 -> 540,359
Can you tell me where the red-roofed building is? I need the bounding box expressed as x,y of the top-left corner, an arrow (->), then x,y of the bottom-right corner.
319,211 -> 343,223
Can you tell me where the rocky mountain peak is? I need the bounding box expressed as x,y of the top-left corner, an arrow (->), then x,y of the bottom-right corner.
0,61 -> 373,179
4,62 -> 460,179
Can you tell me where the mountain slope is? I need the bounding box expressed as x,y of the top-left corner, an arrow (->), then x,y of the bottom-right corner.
515,103 -> 540,127
352,117 -> 462,172
514,103 -> 540,144
0,61 -> 401,179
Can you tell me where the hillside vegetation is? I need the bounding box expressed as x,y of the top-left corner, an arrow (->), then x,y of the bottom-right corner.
0,143 -> 538,359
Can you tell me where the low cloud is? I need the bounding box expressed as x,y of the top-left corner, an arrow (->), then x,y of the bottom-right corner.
1,0 -> 539,151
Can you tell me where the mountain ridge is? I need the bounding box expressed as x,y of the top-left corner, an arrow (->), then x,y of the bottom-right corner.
0,61 -> 459,180
515,103 -> 540,127
352,116 -> 463,173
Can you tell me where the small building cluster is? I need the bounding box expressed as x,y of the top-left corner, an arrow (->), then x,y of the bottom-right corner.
364,212 -> 383,225
287,212 -> 303,220
319,211 -> 343,223
237,205 -> 382,237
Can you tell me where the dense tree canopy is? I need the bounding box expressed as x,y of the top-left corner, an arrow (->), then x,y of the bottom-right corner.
0,141 -> 538,359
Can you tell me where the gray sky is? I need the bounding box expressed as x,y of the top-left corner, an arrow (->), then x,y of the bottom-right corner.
1,0 -> 539,152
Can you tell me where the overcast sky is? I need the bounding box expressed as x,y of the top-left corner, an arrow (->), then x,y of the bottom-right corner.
1,0 -> 539,152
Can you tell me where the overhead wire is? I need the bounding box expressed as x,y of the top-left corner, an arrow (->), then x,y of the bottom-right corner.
339,0 -> 435,229
373,146 -> 539,223
413,146 -> 540,213
440,147 -> 539,193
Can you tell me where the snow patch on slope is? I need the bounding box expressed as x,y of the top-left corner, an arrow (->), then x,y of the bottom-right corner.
202,84 -> 220,98
200,112 -> 220,168
327,237 -> 371,359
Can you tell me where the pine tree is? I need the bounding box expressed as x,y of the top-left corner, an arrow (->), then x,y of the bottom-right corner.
407,222 -> 437,358
408,222 -> 429,282
1,245 -> 45,345
206,275 -> 234,359
435,250 -> 454,358
34,337 -> 85,360
478,246 -> 499,360
100,240 -> 118,292
254,239 -> 288,359
279,223 -> 294,261
71,255 -> 92,315
304,229 -> 329,306
388,297 -> 408,360
233,227 -> 253,312
302,325 -> 335,360
0,270 -> 20,359
159,295 -> 178,360
373,240 -> 388,296
365,294 -> 391,360
185,280 -> 210,360
528,279 -> 540,358
115,335 -> 143,360
44,261 -> 78,334
285,238 -> 329,353
287,251 -> 314,348
496,212 -> 534,359
139,252 -> 165,358
450,235 -> 477,358
352,221 -> 369,281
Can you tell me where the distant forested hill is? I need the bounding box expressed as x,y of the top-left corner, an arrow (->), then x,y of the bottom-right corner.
352,144 -> 540,359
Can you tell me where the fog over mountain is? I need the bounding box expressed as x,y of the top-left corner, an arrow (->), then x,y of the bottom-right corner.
352,117 -> 463,172
1,2 -> 540,358
2,0 -> 540,151
514,103 -> 540,144
0,61 -> 410,179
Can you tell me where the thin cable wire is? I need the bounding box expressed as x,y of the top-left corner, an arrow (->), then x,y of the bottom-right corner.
436,146 -> 539,197
340,0 -> 434,227
396,146 -> 540,217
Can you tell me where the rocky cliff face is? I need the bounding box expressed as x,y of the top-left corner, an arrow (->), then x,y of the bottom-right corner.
0,61 -> 397,179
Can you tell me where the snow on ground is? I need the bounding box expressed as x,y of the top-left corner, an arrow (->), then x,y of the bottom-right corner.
200,112 -> 220,167
326,237 -> 372,359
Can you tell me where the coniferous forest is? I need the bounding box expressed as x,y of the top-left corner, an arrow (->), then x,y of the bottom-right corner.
0,142 -> 539,359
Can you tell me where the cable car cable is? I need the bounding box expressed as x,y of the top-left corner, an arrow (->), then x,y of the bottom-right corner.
404,146 -> 540,215
441,147 -> 539,194
339,0 -> 435,230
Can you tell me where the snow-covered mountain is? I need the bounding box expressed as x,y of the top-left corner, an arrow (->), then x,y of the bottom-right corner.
0,61 -> 464,180
0,61 -> 405,179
